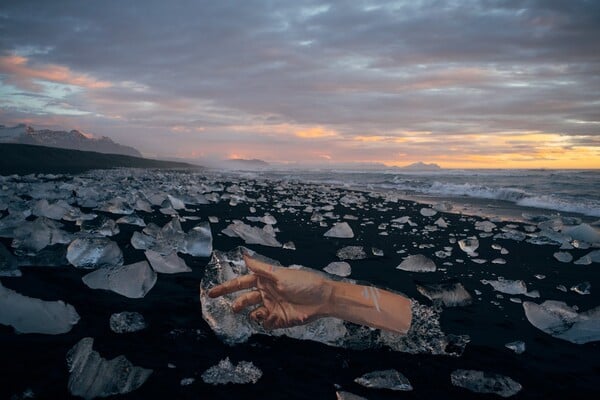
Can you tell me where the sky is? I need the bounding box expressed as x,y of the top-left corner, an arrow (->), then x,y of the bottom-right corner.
1,0 -> 599,168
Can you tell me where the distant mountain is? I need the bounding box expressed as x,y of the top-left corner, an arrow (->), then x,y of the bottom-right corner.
0,143 -> 199,175
0,124 -> 142,157
224,158 -> 270,169
400,161 -> 441,171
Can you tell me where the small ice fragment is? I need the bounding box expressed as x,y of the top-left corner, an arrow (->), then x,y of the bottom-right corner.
336,391 -> 367,400
420,208 -> 437,217
556,284 -> 567,292
472,258 -> 487,264
324,222 -> 354,238
523,300 -> 600,344
475,220 -> 497,232
505,341 -> 526,354
397,254 -> 436,272
180,378 -> 195,386
67,337 -> 152,399
208,216 -> 219,223
416,279 -> 472,307
336,246 -> 367,260
534,274 -> 545,280
324,261 -> 352,277
146,249 -> 191,274
201,357 -> 262,385
458,238 -> 479,256
67,238 -> 124,269
574,255 -> 592,265
82,261 -> 157,298
109,311 -> 147,333
354,369 -> 413,391
372,247 -> 384,256
553,252 -> 573,263
283,241 -> 296,250
492,258 -> 507,264
571,281 -> 591,295
451,369 -> 521,397
0,281 -> 79,334
80,215 -> 120,237
116,215 -> 146,227
481,278 -> 528,295
434,217 -> 448,228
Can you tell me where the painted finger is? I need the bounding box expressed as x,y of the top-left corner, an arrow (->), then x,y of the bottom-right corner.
208,274 -> 257,298
244,255 -> 278,280
249,306 -> 269,322
232,290 -> 263,312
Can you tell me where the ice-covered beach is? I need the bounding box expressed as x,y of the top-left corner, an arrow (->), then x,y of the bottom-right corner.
1,168 -> 599,399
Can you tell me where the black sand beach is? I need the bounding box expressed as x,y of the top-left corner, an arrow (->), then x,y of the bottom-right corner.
0,169 -> 599,399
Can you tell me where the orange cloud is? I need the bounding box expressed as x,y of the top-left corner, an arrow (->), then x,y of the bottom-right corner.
295,126 -> 339,139
0,55 -> 112,89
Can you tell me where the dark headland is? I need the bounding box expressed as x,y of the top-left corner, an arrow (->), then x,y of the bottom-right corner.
0,143 -> 201,175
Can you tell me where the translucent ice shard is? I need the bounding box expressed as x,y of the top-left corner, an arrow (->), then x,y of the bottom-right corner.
116,215 -> 146,227
80,216 -> 120,237
336,391 -> 367,400
458,238 -> 479,256
200,247 -> 468,356
12,217 -> 72,254
201,357 -> 262,385
562,223 -> 600,244
67,337 -> 152,399
82,261 -> 157,298
67,238 -> 124,269
354,369 -> 412,391
523,300 -> 600,344
505,340 -> 525,354
145,249 -> 191,274
32,199 -> 73,220
451,369 -> 521,397
475,220 -> 496,233
420,208 -> 437,217
182,221 -> 213,257
553,251 -> 572,263
109,312 -> 148,333
222,221 -> 281,247
324,261 -> 352,277
336,246 -> 367,260
571,281 -> 591,295
481,278 -> 528,295
397,254 -> 436,272
416,279 -> 472,307
0,281 -> 79,334
324,222 -> 354,238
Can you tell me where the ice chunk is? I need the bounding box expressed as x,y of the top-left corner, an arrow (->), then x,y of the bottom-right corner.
397,254 -> 436,272
553,251 -> 572,263
336,246 -> 367,260
67,337 -> 152,399
116,215 -> 146,227
80,216 -> 120,237
354,369 -> 412,391
222,221 -> 281,247
208,216 -> 219,223
420,207 -> 437,217
67,238 -> 124,269
109,312 -> 148,333
96,197 -> 134,215
12,217 -> 72,254
523,300 -> 600,344
481,278 -> 528,295
475,220 -> 496,233
180,377 -> 195,386
82,261 -> 157,298
458,238 -> 479,256
562,223 -> 600,244
200,247 -> 468,356
451,369 -> 522,397
434,217 -> 448,228
0,281 -> 79,334
571,281 -> 591,295
336,391 -> 367,400
416,279 -> 472,307
324,222 -> 354,238
165,194 -> 186,210
201,357 -> 262,385
182,221 -> 213,257
145,249 -> 191,274
574,255 -> 592,265
505,340 -> 526,354
32,199 -> 72,220
372,247 -> 384,256
0,242 -> 21,277
324,261 -> 352,277
283,241 -> 296,250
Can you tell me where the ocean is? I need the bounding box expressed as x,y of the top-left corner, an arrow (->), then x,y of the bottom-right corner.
247,169 -> 600,221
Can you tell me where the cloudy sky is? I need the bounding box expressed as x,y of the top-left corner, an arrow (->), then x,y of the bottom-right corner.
1,0 -> 599,168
